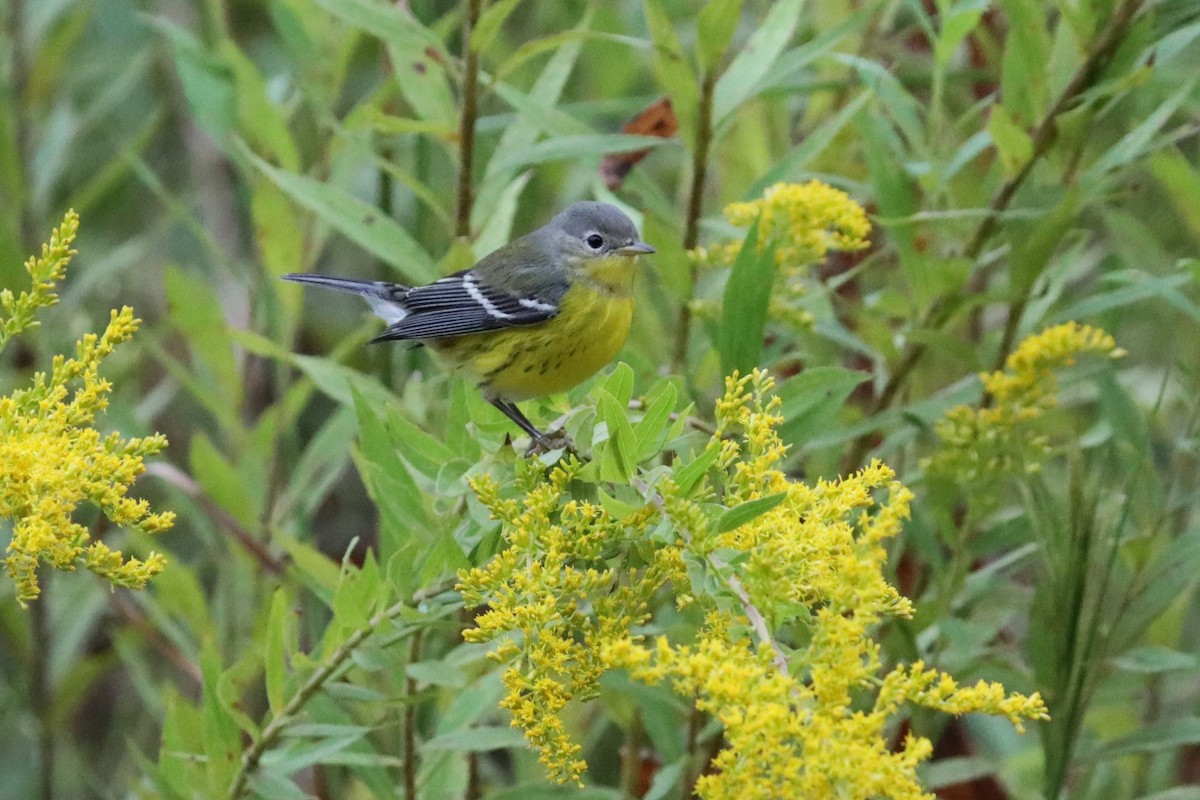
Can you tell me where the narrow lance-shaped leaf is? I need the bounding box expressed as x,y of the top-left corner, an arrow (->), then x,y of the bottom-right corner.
713,0 -> 804,123
644,0 -> 699,147
718,218 -> 775,376
696,0 -> 743,72
243,149 -> 439,284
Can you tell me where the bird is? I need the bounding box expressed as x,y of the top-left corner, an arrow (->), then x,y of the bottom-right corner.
284,201 -> 655,452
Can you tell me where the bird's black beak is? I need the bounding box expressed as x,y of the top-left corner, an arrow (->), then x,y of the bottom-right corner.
616,241 -> 655,256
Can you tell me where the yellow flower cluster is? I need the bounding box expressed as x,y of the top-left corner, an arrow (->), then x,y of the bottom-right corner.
690,180 -> 872,330
1,212 -> 174,605
457,458 -> 684,784
718,180 -> 872,267
461,371 -> 1048,798
925,322 -> 1122,486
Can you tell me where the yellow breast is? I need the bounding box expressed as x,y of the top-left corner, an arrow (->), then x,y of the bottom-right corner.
435,255 -> 636,400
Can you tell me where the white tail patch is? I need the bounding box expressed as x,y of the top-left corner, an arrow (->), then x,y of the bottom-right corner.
365,295 -> 408,323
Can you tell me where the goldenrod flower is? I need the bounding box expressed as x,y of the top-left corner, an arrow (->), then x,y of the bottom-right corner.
461,370 -> 1047,797
1,211 -> 174,605
692,181 -> 871,332
720,180 -> 872,267
925,322 -> 1122,487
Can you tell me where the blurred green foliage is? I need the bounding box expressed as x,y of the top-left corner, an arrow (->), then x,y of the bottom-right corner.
3,0 -> 1200,798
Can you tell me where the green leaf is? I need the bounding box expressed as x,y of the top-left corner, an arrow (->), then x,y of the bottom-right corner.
190,433 -> 256,529
473,170 -> 531,259
598,487 -> 643,519
934,2 -> 986,70
243,148 -> 438,284
596,387 -> 639,482
713,0 -> 804,123
1149,146 -> 1200,244
200,643 -> 240,795
919,756 -> 997,791
292,354 -> 397,410
264,589 -> 290,715
311,0 -> 442,51
277,406 -> 358,521
776,367 -> 870,447
221,41 -> 299,170
247,772 -> 312,800
351,388 -> 433,566
259,732 -> 374,775
1113,529 -> 1200,651
716,492 -> 788,534
486,133 -> 674,174
332,552 -> 384,630
422,727 -> 529,752
164,265 -> 243,417
476,7 -> 591,225
406,660 -> 468,688
313,0 -> 455,123
1112,646 -> 1200,674
472,0 -> 524,54
999,0 -> 1050,125
987,104 -> 1033,178
1009,186 -> 1080,295
674,444 -> 719,496
488,786 -> 621,800
696,0 -> 742,72
603,361 -> 636,407
156,22 -> 236,148
644,0 -> 698,146
1088,80 -> 1197,176
718,219 -> 775,376
250,176 -> 305,294
382,403 -> 458,480
1053,272 -> 1200,328
635,380 -> 678,461
1089,717 -> 1200,759
1135,789 -> 1200,800
746,91 -> 871,198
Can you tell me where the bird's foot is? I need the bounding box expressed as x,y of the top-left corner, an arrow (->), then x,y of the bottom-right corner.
525,428 -> 574,458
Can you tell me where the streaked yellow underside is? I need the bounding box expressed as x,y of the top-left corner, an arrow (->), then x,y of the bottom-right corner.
433,254 -> 637,401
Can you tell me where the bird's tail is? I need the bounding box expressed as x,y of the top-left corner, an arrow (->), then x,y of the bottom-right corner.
282,273 -> 410,323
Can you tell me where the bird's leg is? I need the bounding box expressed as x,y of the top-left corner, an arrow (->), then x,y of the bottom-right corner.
489,398 -> 572,455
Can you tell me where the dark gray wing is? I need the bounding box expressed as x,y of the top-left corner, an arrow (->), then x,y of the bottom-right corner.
369,270 -> 560,342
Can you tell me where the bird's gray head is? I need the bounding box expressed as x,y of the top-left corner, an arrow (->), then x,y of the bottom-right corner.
544,201 -> 655,261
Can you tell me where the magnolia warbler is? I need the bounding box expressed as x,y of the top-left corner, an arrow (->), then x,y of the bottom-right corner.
284,201 -> 654,450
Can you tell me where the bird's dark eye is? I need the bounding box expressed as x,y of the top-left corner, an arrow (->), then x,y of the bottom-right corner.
585,234 -> 604,250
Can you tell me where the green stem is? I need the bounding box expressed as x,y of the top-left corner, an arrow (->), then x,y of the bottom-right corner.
455,0 -> 483,239
31,574 -> 54,800
670,68 -> 717,374
621,711 -> 645,800
404,629 -> 423,800
678,703 -> 700,800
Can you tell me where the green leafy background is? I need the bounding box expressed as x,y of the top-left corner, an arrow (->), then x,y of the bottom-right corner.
2,0 -> 1200,798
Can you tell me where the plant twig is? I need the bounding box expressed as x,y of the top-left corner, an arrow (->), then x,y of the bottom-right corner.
842,0 -> 1147,472
404,629 -> 423,800
631,478 -> 789,677
621,711 -> 645,799
671,68 -> 717,373
227,597 -> 414,799
455,0 -> 483,238
109,594 -> 203,690
679,701 -> 701,800
30,575 -> 54,800
147,463 -> 287,575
